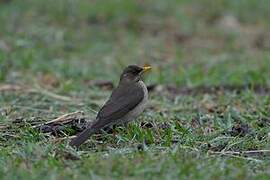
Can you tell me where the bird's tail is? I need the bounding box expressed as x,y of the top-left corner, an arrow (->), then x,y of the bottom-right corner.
69,127 -> 97,148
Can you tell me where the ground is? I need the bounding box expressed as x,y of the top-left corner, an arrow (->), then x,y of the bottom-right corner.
0,0 -> 270,179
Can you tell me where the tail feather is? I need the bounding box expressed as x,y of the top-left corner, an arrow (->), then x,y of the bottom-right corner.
69,128 -> 96,148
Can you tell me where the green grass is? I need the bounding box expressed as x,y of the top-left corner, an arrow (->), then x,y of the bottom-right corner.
0,0 -> 270,179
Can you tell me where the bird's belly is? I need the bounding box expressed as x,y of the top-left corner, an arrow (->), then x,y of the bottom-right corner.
119,81 -> 148,124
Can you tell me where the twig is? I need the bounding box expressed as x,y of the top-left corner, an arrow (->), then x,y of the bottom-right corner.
208,150 -> 270,163
12,105 -> 52,112
32,86 -> 72,102
0,84 -> 24,91
223,139 -> 245,151
32,111 -> 85,129
0,83 -> 76,102
0,133 -> 20,138
219,153 -> 263,163
46,111 -> 84,124
240,150 -> 270,154
0,124 -> 9,130
35,90 -> 72,101
209,150 -> 270,155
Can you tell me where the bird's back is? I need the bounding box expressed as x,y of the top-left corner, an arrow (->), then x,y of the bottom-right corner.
90,81 -> 146,129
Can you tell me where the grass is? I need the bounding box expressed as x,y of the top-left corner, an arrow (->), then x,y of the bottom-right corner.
0,0 -> 270,179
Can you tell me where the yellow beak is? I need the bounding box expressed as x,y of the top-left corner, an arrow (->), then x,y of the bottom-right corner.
142,65 -> 152,73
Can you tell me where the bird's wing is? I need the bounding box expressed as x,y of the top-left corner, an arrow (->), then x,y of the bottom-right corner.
91,83 -> 144,129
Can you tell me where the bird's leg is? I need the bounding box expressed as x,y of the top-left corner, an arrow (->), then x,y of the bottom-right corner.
102,126 -> 114,134
102,122 -> 129,134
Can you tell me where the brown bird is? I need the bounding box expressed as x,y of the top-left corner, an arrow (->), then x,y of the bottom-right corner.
70,65 -> 151,147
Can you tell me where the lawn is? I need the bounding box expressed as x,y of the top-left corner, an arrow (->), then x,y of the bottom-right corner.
0,0 -> 270,179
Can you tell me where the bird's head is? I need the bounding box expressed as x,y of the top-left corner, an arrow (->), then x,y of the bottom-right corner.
120,65 -> 151,83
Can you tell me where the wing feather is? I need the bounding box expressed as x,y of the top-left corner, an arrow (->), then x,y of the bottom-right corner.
91,82 -> 144,129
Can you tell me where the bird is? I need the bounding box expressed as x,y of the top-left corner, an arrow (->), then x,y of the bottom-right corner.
69,65 -> 151,148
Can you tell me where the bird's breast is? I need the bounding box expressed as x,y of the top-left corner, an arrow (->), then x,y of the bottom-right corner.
121,80 -> 148,123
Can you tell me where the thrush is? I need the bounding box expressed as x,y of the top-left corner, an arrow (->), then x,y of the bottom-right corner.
70,65 -> 151,147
